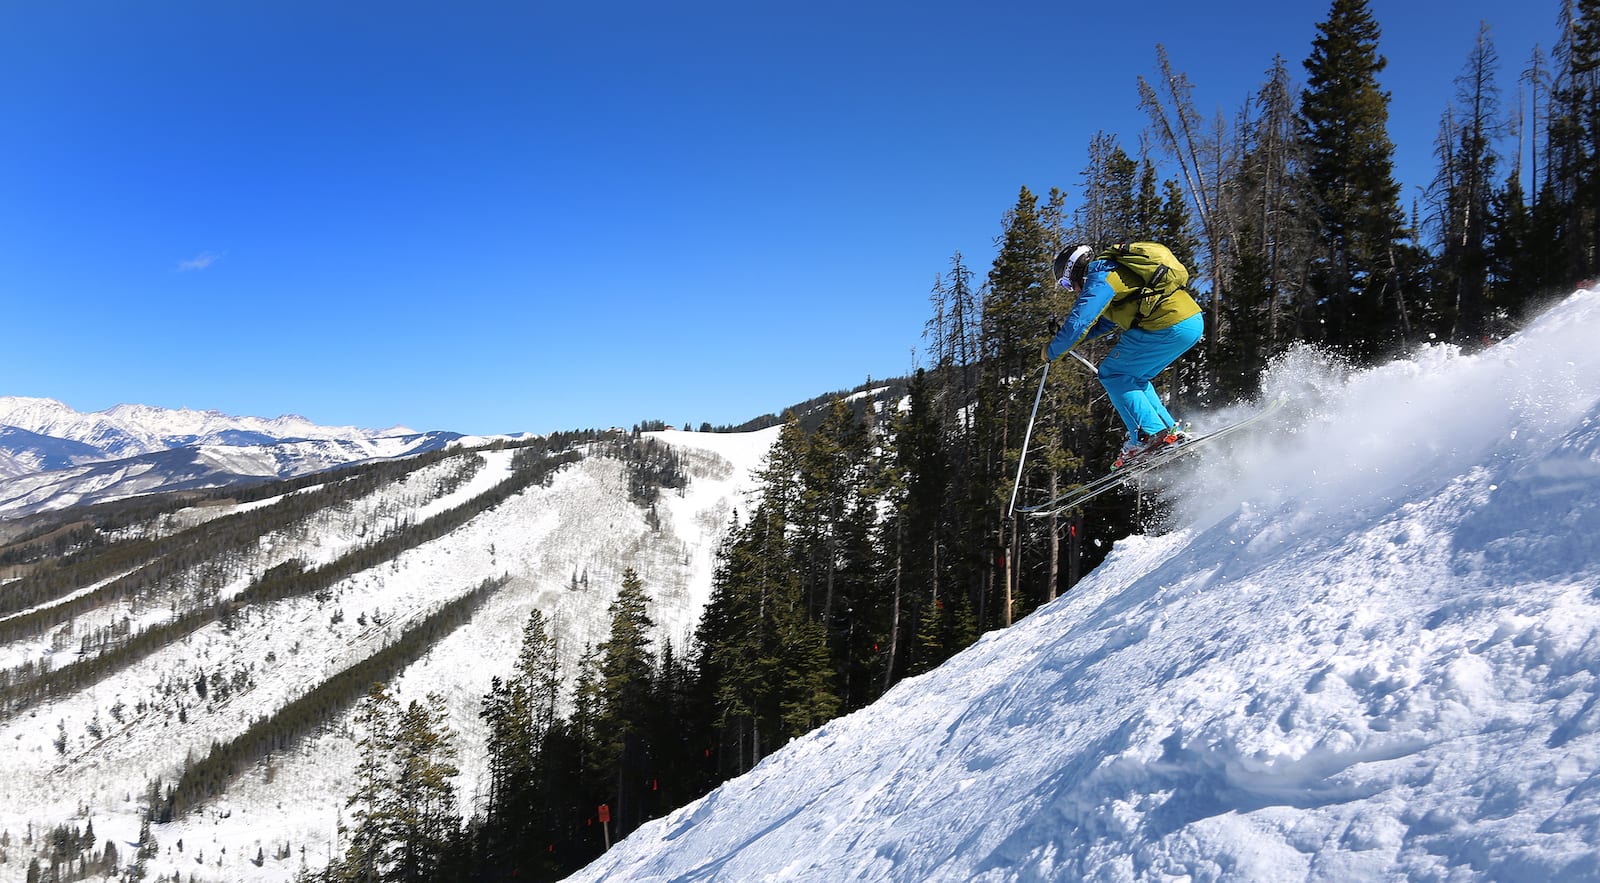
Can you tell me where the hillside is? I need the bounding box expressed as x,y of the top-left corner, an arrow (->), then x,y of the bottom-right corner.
567,288 -> 1600,882
0,427 -> 778,881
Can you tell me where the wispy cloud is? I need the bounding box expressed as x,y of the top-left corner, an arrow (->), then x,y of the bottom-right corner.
177,250 -> 224,272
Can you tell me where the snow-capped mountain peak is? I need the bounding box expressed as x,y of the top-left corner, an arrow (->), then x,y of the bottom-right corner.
0,396 -> 447,514
0,396 -> 413,454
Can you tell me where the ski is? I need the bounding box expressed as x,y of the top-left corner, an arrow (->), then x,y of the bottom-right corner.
1020,395 -> 1287,518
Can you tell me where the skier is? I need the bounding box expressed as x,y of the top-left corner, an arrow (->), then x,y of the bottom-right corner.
1041,243 -> 1205,469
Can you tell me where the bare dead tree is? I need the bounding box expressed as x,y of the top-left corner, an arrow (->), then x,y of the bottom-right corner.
1137,45 -> 1237,370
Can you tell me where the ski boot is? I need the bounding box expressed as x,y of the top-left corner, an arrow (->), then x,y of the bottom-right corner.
1112,425 -> 1190,470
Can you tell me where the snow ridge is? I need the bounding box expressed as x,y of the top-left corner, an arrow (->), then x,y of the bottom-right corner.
567,289 -> 1600,882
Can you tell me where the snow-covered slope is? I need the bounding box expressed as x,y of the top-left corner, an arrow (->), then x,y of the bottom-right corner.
0,397 -> 462,518
0,426 -> 105,480
568,288 -> 1600,882
0,427 -> 779,882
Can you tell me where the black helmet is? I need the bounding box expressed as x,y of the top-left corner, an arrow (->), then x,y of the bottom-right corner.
1053,245 -> 1093,292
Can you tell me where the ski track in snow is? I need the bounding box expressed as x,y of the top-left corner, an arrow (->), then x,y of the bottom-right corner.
567,289 -> 1600,883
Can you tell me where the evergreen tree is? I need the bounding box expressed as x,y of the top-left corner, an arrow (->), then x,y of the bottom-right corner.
516,609 -> 562,743
911,590 -> 947,675
882,370 -> 942,680
568,644 -> 603,778
695,516 -> 772,777
1300,0 -> 1411,358
1487,169 -> 1536,327
387,695 -> 460,882
775,603 -> 839,739
1157,178 -> 1201,268
337,683 -> 398,882
923,250 -> 984,522
1076,137 -> 1139,243
796,399 -> 867,630
829,413 -> 892,711
597,569 -> 657,836
553,644 -> 611,868
477,677 -> 516,838
477,608 -> 562,874
327,686 -> 459,883
1133,159 -> 1164,238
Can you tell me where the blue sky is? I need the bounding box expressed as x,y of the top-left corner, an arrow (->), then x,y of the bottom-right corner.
0,1 -> 1560,436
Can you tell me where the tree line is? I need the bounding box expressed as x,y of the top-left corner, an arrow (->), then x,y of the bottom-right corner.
152,576 -> 508,824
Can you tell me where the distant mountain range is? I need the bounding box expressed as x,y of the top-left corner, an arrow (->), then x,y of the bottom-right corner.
0,396 -> 462,518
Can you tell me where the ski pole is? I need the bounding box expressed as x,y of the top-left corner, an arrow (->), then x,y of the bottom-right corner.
1007,361 -> 1050,520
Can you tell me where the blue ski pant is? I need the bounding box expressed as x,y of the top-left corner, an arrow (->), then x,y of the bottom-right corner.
1097,313 -> 1204,441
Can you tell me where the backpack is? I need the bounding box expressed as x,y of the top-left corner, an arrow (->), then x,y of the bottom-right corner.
1099,242 -> 1194,329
